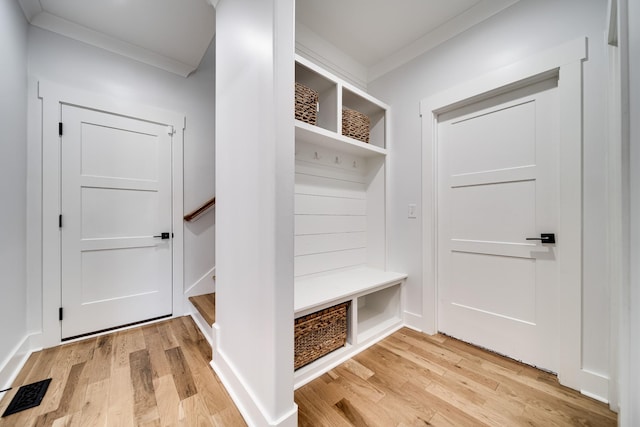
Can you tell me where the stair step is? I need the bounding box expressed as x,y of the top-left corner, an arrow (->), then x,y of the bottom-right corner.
188,293 -> 216,326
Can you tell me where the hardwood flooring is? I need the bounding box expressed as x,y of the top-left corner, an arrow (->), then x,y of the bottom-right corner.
189,293 -> 216,325
0,316 -> 617,426
0,316 -> 245,427
295,327 -> 618,426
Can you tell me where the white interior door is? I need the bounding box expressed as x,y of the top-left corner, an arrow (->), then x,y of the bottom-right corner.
437,77 -> 560,371
61,105 -> 173,339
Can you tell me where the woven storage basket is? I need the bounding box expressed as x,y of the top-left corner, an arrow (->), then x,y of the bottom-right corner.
295,82 -> 319,125
294,301 -> 349,370
342,107 -> 370,143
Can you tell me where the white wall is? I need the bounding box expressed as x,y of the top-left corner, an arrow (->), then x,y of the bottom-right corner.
0,0 -> 29,388
25,26 -> 216,333
623,0 -> 639,422
212,0 -> 297,425
368,0 -> 612,399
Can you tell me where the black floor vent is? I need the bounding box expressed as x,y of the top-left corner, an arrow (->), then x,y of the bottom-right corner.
2,378 -> 51,417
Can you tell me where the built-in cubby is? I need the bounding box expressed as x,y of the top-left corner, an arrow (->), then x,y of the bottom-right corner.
341,87 -> 386,150
295,60 -> 338,133
357,283 -> 401,343
293,55 -> 407,389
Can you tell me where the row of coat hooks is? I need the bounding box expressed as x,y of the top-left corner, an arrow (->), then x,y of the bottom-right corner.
311,151 -> 359,168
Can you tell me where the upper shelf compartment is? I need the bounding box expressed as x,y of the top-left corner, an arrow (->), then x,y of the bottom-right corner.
295,60 -> 338,133
295,55 -> 389,155
341,86 -> 387,150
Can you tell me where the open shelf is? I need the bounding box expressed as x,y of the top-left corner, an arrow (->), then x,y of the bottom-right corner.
295,60 -> 338,133
342,87 -> 387,150
295,54 -> 389,153
295,120 -> 387,158
357,284 -> 402,342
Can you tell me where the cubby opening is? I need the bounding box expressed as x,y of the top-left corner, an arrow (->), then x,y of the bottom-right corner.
342,87 -> 387,149
357,284 -> 401,342
295,61 -> 338,132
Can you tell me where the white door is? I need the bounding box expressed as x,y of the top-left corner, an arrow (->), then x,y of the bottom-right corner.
437,77 -> 560,371
61,105 -> 173,339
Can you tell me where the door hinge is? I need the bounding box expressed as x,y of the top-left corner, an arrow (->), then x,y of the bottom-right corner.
59,307 -> 63,321
59,122 -> 63,136
59,214 -> 62,228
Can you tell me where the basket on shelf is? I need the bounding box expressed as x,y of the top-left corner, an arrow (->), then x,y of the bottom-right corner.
342,107 -> 370,143
295,82 -> 319,125
294,301 -> 349,370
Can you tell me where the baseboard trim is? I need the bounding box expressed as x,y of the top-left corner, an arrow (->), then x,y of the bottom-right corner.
581,369 -> 610,404
403,311 -> 423,332
211,347 -> 298,427
0,334 -> 38,391
184,266 -> 216,299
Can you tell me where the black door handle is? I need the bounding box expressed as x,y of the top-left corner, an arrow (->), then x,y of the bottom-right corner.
153,232 -> 170,239
526,233 -> 555,244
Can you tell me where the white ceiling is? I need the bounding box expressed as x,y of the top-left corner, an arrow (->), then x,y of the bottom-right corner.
296,0 -> 519,83
18,0 -> 216,77
16,0 -> 518,82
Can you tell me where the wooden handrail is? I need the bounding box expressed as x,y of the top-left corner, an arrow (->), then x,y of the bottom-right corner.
184,197 -> 215,222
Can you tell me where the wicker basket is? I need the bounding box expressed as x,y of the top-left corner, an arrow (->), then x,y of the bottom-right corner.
295,82 -> 319,125
342,107 -> 370,143
294,302 -> 349,370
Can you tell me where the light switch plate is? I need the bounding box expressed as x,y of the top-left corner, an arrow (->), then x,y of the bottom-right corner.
408,203 -> 417,219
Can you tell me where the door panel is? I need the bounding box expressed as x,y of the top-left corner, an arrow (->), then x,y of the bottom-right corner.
437,77 -> 559,371
447,101 -> 536,175
61,105 -> 172,339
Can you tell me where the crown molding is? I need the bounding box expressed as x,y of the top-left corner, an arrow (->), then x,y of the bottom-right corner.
30,11 -> 198,77
368,0 -> 520,82
17,0 -> 42,22
295,23 -> 368,90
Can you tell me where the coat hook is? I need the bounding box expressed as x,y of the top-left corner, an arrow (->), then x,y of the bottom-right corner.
353,160 -> 358,168
314,151 -> 321,160
335,156 -> 341,165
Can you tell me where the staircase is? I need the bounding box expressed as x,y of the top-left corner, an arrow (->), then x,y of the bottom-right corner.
188,293 -> 216,347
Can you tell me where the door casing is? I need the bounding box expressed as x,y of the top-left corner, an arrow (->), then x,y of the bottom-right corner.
420,37 -> 586,391
38,80 -> 185,348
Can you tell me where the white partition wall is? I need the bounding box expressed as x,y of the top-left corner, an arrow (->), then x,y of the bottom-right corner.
623,0 -> 640,423
0,0 -> 29,390
212,0 -> 297,426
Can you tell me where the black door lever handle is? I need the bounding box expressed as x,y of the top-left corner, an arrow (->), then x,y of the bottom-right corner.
526,233 -> 556,244
153,232 -> 170,239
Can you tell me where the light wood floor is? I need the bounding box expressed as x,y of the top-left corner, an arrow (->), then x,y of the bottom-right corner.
295,327 -> 617,426
0,316 -> 245,427
0,315 -> 617,426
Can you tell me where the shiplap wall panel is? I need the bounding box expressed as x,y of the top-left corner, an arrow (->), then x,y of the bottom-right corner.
295,194 -> 366,216
295,248 -> 367,276
296,173 -> 366,199
295,232 -> 366,256
295,215 -> 366,235
294,153 -> 368,278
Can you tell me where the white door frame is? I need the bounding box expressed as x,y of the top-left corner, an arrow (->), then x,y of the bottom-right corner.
421,38 -> 586,391
39,80 -> 185,348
